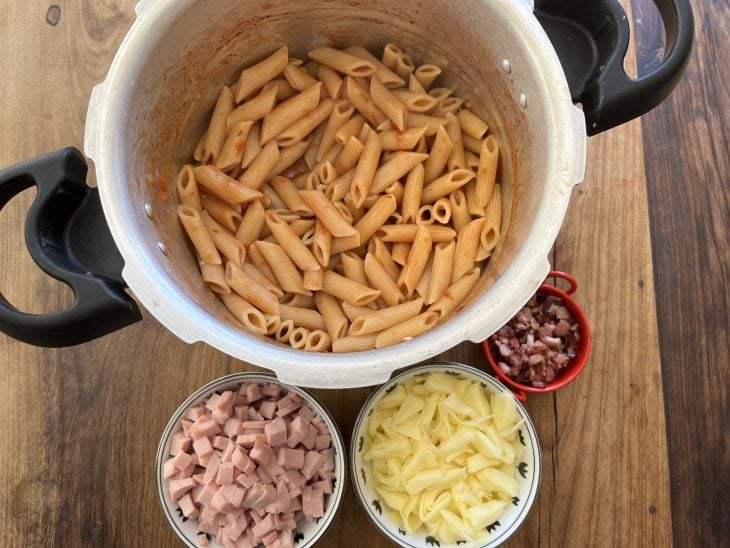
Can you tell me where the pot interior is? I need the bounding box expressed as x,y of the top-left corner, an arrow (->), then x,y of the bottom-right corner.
110,0 -> 552,348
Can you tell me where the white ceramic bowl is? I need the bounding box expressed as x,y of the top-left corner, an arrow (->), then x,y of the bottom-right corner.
155,372 -> 346,547
350,362 -> 540,547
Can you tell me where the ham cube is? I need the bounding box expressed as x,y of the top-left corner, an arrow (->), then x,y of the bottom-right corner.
218,391 -> 236,413
279,528 -> 294,548
315,434 -> 331,451
181,419 -> 194,437
313,418 -> 329,436
302,486 -> 324,518
170,431 -> 192,455
193,436 -> 214,458
169,478 -> 196,501
301,451 -> 325,480
283,469 -> 306,488
275,402 -> 302,418
232,447 -> 254,473
262,530 -> 279,545
236,471 -> 258,489
237,433 -> 267,447
190,418 -> 220,441
185,405 -> 206,421
251,484 -> 277,510
311,478 -> 333,494
286,416 -> 308,448
252,513 -> 279,540
217,462 -> 235,485
195,482 -> 218,505
275,481 -> 290,512
320,448 -> 335,472
203,454 -> 221,485
213,436 -> 229,451
250,441 -> 273,465
224,418 -> 243,438
220,484 -> 246,508
222,440 -> 237,463
198,533 -> 209,547
163,458 -> 177,480
211,489 -> 235,513
234,405 -> 250,419
200,504 -> 219,525
299,405 -> 315,421
263,383 -> 282,398
245,383 -> 262,403
179,493 -> 199,519
256,465 -> 274,484
277,448 -> 305,469
264,418 -> 288,447
283,496 -> 301,513
205,394 -> 222,412
259,400 -> 277,419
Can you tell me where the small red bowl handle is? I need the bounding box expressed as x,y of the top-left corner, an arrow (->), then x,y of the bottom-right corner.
512,388 -> 527,402
547,270 -> 578,295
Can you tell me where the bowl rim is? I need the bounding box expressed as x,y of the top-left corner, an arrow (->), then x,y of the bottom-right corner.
349,361 -> 542,548
155,371 -> 347,548
482,276 -> 592,395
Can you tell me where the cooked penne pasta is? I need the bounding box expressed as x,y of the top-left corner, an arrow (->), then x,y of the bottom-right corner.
414,253 -> 434,299
216,121 -> 254,172
334,135 -> 364,173
364,253 -> 406,307
342,302 -> 375,322
481,183 -> 502,252
375,310 -> 439,348
414,64 -> 442,90
269,176 -> 313,215
226,262 -> 279,315
313,292 -> 348,340
324,170 -> 354,203
349,297 -> 425,336
203,86 -> 234,164
344,46 -> 404,87
394,53 -> 416,81
457,109 -> 489,139
391,242 -> 410,266
200,262 -> 230,294
236,46 -> 288,102
377,224 -> 456,243
445,112 -> 466,171
434,97 -> 464,117
289,327 -> 310,349
416,205 -> 435,225
305,330 -> 332,351
261,83 -> 322,144
312,219 -> 332,267
281,293 -> 315,308
370,77 -> 407,132
332,334 -> 378,352
221,293 -> 267,334
453,218 -> 487,282
318,101 -> 355,161
265,210 -> 321,271
201,193 -> 242,229
178,205 -> 221,265
194,165 -> 263,205
264,314 -> 281,336
317,161 -> 338,186
379,113 -> 448,136
346,77 -> 387,127
408,73 -> 426,94
402,164 -> 425,223
300,190 -> 359,238
322,270 -> 380,306
382,43 -> 403,70
370,237 -> 400,282
270,139 -> 312,177
421,168 -> 475,204
262,78 -> 298,101
334,114 -> 365,148
354,193 -> 398,243
279,303 -> 327,331
428,267 -> 480,319
238,140 -> 280,189
308,46 -> 377,77
194,130 -> 208,163
235,200 -> 266,244
429,87 -> 454,102
340,251 -> 370,287
318,65 -> 344,99
255,240 -> 309,295
432,197 -> 452,224
350,125 -> 383,208
370,152 -> 428,194
461,132 -> 483,155
330,232 -> 362,254
475,135 -> 499,207
397,225 -> 433,297
378,126 -> 428,151
276,98 -> 335,147
176,165 -> 202,210
427,240 -> 455,304
283,63 -> 320,92
227,88 -> 278,129
201,212 -> 247,267
465,150 -> 481,170
245,247 -> 282,294
464,179 -> 487,217
275,319 -> 296,343
241,122 -> 262,168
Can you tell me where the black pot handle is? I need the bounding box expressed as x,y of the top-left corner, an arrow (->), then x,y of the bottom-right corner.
0,148 -> 142,347
535,0 -> 694,135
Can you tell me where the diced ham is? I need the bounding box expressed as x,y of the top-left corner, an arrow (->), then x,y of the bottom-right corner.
262,530 -> 279,545
283,496 -> 301,513
302,486 -> 325,518
234,405 -> 250,419
278,448 -> 305,469
256,466 -> 275,485
250,441 -> 273,465
217,462 -> 235,485
265,418 -> 288,447
170,431 -> 192,455
203,454 -> 221,485
222,440 -> 237,463
262,383 -> 282,398
205,394 -> 222,412
220,484 -> 246,508
200,504 -> 218,526
311,478 -> 333,494
320,448 -> 335,472
218,391 -> 236,413
185,405 -> 206,421
224,418 -> 243,438
301,451 -> 324,480
252,513 -> 279,540
169,478 -> 196,501
315,434 -> 331,451
190,418 -> 220,441
193,436 -> 214,458
299,405 -> 315,421
245,383 -> 262,403
163,458 -> 178,480
286,416 -> 308,448
179,493 -> 199,519
182,419 -> 194,436
279,528 -> 294,548
213,436 -> 229,451
198,532 -> 209,547
283,469 -> 306,488
237,471 -> 259,489
259,400 -> 277,419
275,402 -> 302,418
252,484 -> 277,510
237,433 -> 267,447
211,489 -> 235,513
275,481 -> 290,512
313,418 -> 329,436
195,482 -> 218,505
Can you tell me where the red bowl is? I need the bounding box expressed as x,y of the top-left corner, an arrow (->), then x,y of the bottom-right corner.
481,271 -> 592,401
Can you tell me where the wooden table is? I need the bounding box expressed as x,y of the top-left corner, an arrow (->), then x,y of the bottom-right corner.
0,1 -> 727,546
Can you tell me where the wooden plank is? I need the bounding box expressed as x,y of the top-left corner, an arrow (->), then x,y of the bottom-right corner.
632,0 -> 730,546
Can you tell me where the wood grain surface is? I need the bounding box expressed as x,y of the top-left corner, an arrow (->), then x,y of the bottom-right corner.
0,1 -> 726,547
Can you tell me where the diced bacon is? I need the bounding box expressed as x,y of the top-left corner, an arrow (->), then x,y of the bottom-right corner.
250,441 -> 273,465
190,418 -> 220,441
185,405 -> 207,421
302,486 -> 324,518
315,434 -> 331,451
220,483 -> 247,508
179,493 -> 199,519
245,383 -> 262,403
169,478 -> 196,501
259,400 -> 277,419
262,383 -> 282,398
170,431 -> 192,455
301,451 -> 324,480
278,448 -> 305,469
211,489 -> 235,513
217,462 -> 235,485
193,436 -> 214,458
265,418 -> 288,447
163,458 -> 178,480
205,394 -> 222,412
286,416 -> 308,448
252,513 -> 279,540
311,478 -> 333,495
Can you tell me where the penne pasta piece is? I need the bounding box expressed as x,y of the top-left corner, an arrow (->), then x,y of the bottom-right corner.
344,46 -> 404,87
370,77 -> 407,132
332,334 -> 378,352
227,88 -> 277,129
202,212 -> 247,266
319,161 -> 340,188
245,247 -> 283,294
276,98 -> 335,147
200,262 -> 230,294
394,53 -> 416,81
275,319 -> 296,343
402,163 -> 425,223
414,253 -> 434,299
370,237 -> 400,282
238,140 -> 280,189
178,205 -> 221,264
452,218 -> 487,282
377,224 -> 456,243
241,122 -> 262,168
203,86 -> 234,164
427,240 -> 455,304
429,87 -> 454,102
416,205 -> 435,225
333,201 -> 354,224
176,165 -> 202,210
288,57 -> 304,67
379,113 -> 448,136
281,293 -> 315,308
378,126 -> 428,151
465,150 -> 481,170
464,180 -> 486,217
349,298 -> 424,336
325,170 -> 354,203
304,123 -> 326,170
392,91 -> 440,113
305,330 -> 332,352
330,232 -> 362,254
313,292 -> 348,340
334,135 -> 364,173
414,64 -> 442,90
342,302 -> 375,322
301,59 -> 319,77
262,78 -> 298,101
340,251 -> 370,288
216,121 -> 254,172
226,262 -> 279,315
370,152 -> 429,194
322,270 -> 381,306
391,242 -> 410,266
449,190 -> 471,233
397,225 -> 433,297
421,168 -> 475,204
269,208 -> 300,223
457,109 -> 489,140
236,46 -> 288,102
261,83 -> 322,144
264,314 -> 281,336
386,181 -> 404,205
318,65 -> 344,99
364,253 -> 406,307
255,240 -> 309,295
351,126 -> 383,208
308,46 -> 377,77
236,200 -> 267,244
269,176 -> 313,215
481,184 -> 502,252
375,310 -> 439,348
270,139 -> 312,177
409,73 -> 427,94
312,219 -> 332,267
279,303 -> 327,331
462,132 -> 484,155
265,210 -> 321,271
428,267 -> 480,319
221,293 -> 268,335
289,327 -> 310,349
432,197 -> 452,224
434,97 -> 464,117
283,63 -> 320,92
299,190 -> 359,238
382,43 -> 403,70
346,77 -> 387,127
318,100 -> 355,161
445,112 -> 466,171
194,165 -> 263,205
475,135 -> 499,207
194,130 -> 208,163
316,142 -> 342,171
354,193 -> 398,243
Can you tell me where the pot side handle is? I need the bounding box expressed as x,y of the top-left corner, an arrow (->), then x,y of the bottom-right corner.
535,0 -> 694,135
0,148 -> 142,347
